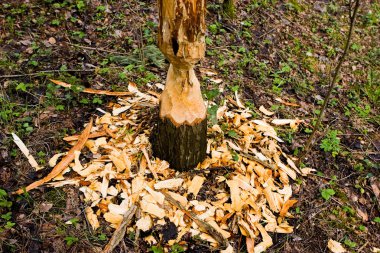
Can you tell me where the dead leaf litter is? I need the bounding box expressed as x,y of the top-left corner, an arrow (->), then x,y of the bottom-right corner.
17,81 -> 307,252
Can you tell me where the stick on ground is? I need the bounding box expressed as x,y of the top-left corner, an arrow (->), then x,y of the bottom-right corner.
102,205 -> 138,253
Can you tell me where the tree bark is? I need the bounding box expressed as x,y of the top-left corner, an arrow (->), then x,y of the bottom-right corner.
152,0 -> 207,170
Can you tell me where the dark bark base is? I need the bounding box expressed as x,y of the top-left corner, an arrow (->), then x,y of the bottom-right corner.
151,117 -> 207,171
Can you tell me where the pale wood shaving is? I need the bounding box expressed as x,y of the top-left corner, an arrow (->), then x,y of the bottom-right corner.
12,133 -> 43,171
187,175 -> 205,197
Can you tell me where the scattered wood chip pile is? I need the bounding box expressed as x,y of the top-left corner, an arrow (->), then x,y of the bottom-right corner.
18,81 -> 310,252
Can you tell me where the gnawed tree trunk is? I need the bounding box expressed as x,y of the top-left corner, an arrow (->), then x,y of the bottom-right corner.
152,0 -> 207,170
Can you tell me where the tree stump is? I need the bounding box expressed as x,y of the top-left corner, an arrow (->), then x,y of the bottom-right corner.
152,0 -> 207,170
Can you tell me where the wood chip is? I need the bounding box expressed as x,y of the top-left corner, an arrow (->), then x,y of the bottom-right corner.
279,199 -> 298,217
187,175 -> 205,197
259,105 -> 275,116
227,180 -> 244,212
12,133 -> 43,171
136,215 -> 152,232
140,200 -> 165,219
85,207 -> 100,230
154,178 -> 184,190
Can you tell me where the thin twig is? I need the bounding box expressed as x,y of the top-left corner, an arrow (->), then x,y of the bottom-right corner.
0,66 -> 127,79
298,0 -> 360,165
67,42 -> 130,55
0,69 -> 95,78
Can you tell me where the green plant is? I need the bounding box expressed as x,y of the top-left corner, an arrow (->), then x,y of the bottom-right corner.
321,188 -> 335,201
0,189 -> 12,208
51,19 -> 60,26
203,89 -> 220,100
208,23 -> 219,34
92,96 -> 103,105
150,245 -> 164,253
0,189 -> 15,233
64,236 -> 79,246
97,233 -> 107,241
68,218 -> 79,226
227,130 -> 238,138
76,0 -> 85,11
343,238 -> 357,248
15,82 -> 32,92
207,105 -> 218,125
320,130 -> 341,157
363,69 -> 380,105
171,244 -> 185,253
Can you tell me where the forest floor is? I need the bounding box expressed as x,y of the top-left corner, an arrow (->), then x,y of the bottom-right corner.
0,0 -> 379,252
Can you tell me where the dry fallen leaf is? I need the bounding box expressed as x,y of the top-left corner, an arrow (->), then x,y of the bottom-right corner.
327,239 -> 346,253
38,202 -> 53,213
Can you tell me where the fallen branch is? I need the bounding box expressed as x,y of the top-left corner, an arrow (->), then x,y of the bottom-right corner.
68,43 -> 130,55
162,191 -> 229,249
102,205 -> 137,253
50,79 -> 132,96
13,118 -> 93,194
298,0 -> 360,165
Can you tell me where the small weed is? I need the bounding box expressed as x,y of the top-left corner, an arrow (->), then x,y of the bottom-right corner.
227,130 -> 238,138
171,244 -> 185,253
68,218 -> 79,226
150,246 -> 164,253
76,0 -> 85,11
207,105 -> 218,125
321,188 -> 335,201
15,82 -> 32,92
92,96 -> 103,105
97,233 -> 107,241
0,189 -> 15,233
65,236 -> 79,246
208,23 -> 220,35
320,130 -> 341,157
203,89 -> 220,100
343,238 -> 357,248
